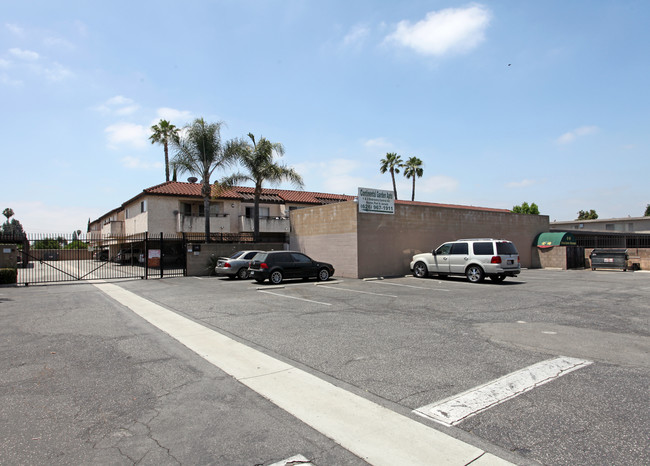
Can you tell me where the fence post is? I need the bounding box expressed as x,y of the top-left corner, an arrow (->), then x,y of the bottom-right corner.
160,232 -> 164,279
144,232 -> 149,279
182,232 -> 187,276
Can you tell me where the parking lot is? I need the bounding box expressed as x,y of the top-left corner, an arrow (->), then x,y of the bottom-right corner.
1,269 -> 648,465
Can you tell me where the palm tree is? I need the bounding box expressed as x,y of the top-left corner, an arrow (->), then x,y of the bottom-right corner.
149,119 -> 180,182
379,152 -> 403,200
171,118 -> 237,242
222,133 -> 304,241
404,157 -> 424,201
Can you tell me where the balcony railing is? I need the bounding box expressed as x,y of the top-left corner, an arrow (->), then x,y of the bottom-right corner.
176,213 -> 230,233
238,216 -> 290,233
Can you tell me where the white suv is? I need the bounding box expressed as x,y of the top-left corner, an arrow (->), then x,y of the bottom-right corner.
410,238 -> 520,283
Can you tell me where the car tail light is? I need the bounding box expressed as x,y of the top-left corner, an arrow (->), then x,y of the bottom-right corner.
491,256 -> 502,264
224,263 -> 231,268
518,255 -> 520,263
260,262 -> 268,269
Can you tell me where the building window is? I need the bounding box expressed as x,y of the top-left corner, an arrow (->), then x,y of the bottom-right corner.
628,223 -> 634,232
125,208 -> 130,219
605,224 -> 615,231
140,200 -> 147,213
246,206 -> 270,218
182,203 -> 192,216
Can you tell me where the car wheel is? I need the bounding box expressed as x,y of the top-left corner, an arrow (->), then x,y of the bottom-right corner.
466,265 -> 485,283
270,270 -> 283,284
254,277 -> 265,284
317,268 -> 330,281
491,274 -> 506,283
413,261 -> 428,278
237,268 -> 249,279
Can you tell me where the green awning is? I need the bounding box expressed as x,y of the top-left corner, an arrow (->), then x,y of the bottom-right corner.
535,232 -> 577,248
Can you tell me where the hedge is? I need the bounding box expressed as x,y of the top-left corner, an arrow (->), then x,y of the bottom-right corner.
0,268 -> 17,285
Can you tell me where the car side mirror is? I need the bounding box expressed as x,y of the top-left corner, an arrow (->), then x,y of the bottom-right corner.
432,250 -> 436,255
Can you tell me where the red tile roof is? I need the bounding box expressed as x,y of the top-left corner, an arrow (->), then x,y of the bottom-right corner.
395,199 -> 510,213
143,181 -> 356,204
91,181 -> 509,225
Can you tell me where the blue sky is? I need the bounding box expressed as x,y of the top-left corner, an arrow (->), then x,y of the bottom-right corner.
2,1 -> 648,234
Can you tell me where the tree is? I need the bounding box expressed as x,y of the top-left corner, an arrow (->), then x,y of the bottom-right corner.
33,238 -> 61,249
223,133 -> 304,241
150,119 -> 180,182
577,209 -> 598,220
1,207 -> 25,238
645,204 -> 650,216
3,208 -> 14,222
403,157 -> 424,201
379,152 -> 403,200
512,201 -> 540,215
171,118 -> 237,242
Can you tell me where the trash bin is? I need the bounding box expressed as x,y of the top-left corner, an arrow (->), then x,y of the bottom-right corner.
589,248 -> 628,271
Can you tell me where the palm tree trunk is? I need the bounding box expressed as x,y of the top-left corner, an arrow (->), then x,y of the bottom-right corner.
391,169 -> 398,200
412,176 -> 416,201
253,184 -> 261,242
164,143 -> 170,182
202,176 -> 211,243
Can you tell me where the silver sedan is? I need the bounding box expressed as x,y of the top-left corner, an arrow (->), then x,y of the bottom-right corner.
215,250 -> 263,279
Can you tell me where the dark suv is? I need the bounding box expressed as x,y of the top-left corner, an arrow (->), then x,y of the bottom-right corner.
248,251 -> 334,284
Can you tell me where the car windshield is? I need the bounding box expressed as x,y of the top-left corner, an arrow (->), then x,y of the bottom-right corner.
230,251 -> 244,259
496,242 -> 518,255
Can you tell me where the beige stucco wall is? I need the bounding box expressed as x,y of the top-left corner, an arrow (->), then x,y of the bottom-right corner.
536,246 -> 568,269
290,201 -> 549,279
357,204 -> 548,278
290,202 -> 359,278
186,242 -> 286,276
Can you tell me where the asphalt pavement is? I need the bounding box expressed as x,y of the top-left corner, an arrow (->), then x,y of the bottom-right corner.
1,269 -> 648,465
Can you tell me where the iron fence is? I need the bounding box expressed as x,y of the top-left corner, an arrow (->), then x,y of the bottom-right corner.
1,232 -> 186,285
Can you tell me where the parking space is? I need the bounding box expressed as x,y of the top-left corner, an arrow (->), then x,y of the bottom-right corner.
121,269 -> 650,465
5,269 -> 648,465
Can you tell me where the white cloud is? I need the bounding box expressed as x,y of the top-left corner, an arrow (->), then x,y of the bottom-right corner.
105,122 -> 149,148
43,36 -> 75,50
556,125 -> 598,144
5,200 -> 91,234
154,107 -> 193,125
0,72 -> 22,86
342,24 -> 370,49
9,47 -> 40,61
95,96 -> 139,115
363,137 -> 392,149
416,175 -> 459,193
385,4 -> 491,57
5,23 -> 24,36
42,62 -> 73,81
0,58 -> 11,68
121,156 -> 163,170
506,179 -> 537,188
107,95 -> 134,106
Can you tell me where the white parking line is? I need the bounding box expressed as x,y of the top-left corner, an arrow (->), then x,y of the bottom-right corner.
268,454 -> 312,466
93,282 -> 514,466
368,280 -> 449,291
258,290 -> 332,306
414,356 -> 593,426
318,285 -> 398,298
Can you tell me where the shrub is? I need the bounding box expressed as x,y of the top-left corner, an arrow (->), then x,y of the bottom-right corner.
0,268 -> 17,285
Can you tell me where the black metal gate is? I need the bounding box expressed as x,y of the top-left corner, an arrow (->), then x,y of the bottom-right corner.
566,246 -> 585,269
4,232 -> 186,286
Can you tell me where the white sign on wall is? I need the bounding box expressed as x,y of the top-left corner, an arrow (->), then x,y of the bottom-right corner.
358,187 -> 395,214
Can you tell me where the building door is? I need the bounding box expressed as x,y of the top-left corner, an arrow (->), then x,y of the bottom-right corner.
566,246 -> 585,269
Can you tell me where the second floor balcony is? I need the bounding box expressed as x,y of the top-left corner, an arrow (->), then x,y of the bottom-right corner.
176,213 -> 230,234
238,216 -> 290,233
101,220 -> 124,237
